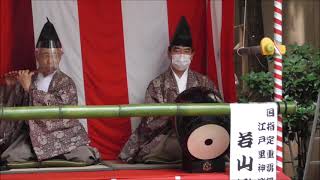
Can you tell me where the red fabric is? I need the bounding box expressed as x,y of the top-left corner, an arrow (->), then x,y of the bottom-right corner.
0,0 -> 35,83
167,0 -> 207,75
77,0 -> 131,160
0,0 -> 11,80
220,0 -> 237,102
0,170 -> 291,180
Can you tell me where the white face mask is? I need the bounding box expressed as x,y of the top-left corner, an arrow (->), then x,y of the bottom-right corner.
171,54 -> 192,71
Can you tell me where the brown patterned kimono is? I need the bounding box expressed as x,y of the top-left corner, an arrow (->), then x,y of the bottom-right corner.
0,84 -> 28,154
0,70 -> 92,161
119,68 -> 219,163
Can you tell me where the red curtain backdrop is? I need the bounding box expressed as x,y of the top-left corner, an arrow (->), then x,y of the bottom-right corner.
77,0 -> 132,159
0,0 -> 36,82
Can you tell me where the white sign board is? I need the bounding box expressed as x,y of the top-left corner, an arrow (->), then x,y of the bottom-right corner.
230,103 -> 278,180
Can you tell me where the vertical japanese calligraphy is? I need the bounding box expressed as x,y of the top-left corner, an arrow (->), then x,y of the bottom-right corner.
230,103 -> 277,180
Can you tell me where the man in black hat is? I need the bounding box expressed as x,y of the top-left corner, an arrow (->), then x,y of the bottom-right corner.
119,16 -> 221,164
0,18 -> 99,165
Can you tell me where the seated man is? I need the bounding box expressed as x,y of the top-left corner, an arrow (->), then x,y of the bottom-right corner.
0,18 -> 99,165
119,16 -> 221,163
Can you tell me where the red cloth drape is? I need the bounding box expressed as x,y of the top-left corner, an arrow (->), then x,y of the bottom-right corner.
0,0 -> 36,84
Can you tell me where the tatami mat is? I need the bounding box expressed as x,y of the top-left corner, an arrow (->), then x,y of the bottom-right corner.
0,164 -> 112,174
0,160 -> 182,174
103,160 -> 181,170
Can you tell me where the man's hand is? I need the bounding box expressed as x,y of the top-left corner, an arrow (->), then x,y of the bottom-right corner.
4,71 -> 18,86
16,70 -> 35,92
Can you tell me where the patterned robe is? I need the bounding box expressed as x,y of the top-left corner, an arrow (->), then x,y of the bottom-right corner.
119,68 -> 219,163
0,84 -> 27,154
0,70 -> 89,160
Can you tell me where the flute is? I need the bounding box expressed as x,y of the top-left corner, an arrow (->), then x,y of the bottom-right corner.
0,70 -> 38,80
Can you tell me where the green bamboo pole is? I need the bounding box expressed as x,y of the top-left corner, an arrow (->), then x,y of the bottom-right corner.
0,102 -> 296,121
